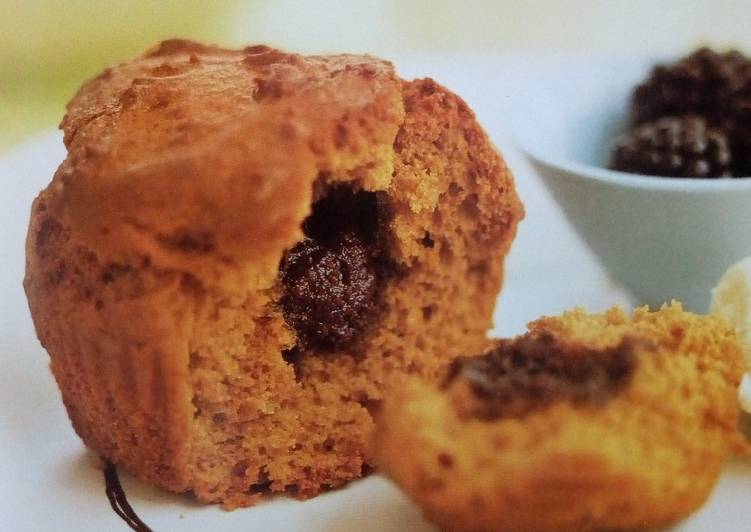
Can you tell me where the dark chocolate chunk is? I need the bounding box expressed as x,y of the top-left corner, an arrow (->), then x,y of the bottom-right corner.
279,185 -> 392,350
280,233 -> 377,349
445,332 -> 640,420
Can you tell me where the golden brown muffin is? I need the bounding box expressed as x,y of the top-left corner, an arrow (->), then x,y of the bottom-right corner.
23,40 -> 523,507
374,303 -> 747,532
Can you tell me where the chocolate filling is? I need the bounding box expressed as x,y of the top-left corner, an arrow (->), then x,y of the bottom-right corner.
444,332 -> 639,420
279,185 -> 392,350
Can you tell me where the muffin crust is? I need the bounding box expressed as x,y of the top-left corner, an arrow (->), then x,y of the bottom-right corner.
24,40 -> 523,506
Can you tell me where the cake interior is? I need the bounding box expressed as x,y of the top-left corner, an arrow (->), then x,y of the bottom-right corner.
185,180 -> 401,506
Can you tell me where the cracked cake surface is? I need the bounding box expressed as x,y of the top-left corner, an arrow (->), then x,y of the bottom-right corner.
24,39 -> 523,507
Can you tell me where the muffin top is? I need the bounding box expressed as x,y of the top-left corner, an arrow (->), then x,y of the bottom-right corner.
46,40 -> 405,287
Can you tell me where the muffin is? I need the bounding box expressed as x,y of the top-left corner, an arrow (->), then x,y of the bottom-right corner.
374,303 -> 746,531
23,40 -> 523,507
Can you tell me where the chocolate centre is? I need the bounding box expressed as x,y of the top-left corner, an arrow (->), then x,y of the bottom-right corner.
444,332 -> 639,420
279,186 -> 390,350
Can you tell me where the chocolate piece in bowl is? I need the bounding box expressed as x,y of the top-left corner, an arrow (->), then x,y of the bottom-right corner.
610,115 -> 732,178
629,47 -> 749,127
616,46 -> 751,178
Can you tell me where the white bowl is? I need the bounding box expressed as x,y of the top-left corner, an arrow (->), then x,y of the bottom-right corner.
511,56 -> 751,312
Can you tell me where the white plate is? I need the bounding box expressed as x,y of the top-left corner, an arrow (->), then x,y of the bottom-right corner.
2,59 -> 750,530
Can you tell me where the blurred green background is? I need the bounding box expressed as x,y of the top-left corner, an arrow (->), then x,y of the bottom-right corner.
3,0 -> 750,152
1,1 -> 236,151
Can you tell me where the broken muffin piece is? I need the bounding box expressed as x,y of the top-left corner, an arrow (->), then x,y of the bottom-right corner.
23,40 -> 523,507
374,303 -> 746,532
